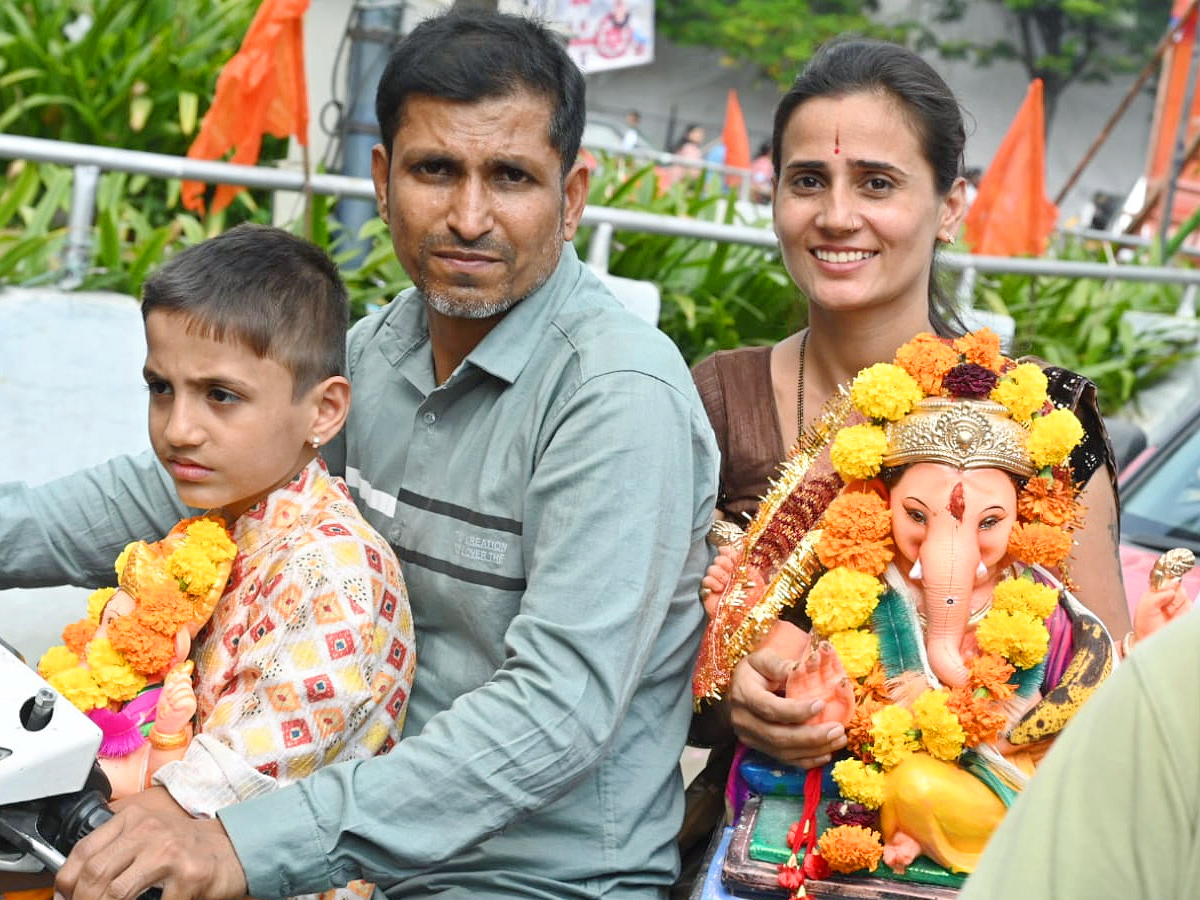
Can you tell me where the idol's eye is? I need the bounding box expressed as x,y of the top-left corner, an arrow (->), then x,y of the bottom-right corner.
905,508 -> 927,525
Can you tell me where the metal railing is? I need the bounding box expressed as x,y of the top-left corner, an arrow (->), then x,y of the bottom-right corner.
4,133 -> 1200,303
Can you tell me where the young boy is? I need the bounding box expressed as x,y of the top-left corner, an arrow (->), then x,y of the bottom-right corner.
129,224 -> 415,846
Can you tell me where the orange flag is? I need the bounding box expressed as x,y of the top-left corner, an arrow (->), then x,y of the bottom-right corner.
182,0 -> 310,215
721,89 -> 751,188
963,79 -> 1058,256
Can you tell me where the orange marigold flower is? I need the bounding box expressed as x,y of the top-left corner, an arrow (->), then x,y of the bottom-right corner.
948,689 -> 1008,746
1008,521 -> 1074,568
106,616 -> 176,676
62,618 -> 98,657
817,493 -> 896,575
135,582 -> 194,636
818,825 -> 884,874
854,665 -> 890,705
953,328 -> 1005,373
894,333 -> 959,395
1018,475 -> 1079,528
846,698 -> 884,762
967,653 -> 1016,700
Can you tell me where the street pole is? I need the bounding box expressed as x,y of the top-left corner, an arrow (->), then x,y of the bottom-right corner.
336,1 -> 407,267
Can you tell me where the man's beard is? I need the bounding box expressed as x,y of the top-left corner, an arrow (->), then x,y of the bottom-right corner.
414,224 -> 563,320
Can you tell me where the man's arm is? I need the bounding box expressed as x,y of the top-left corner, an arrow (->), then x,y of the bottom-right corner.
960,613 -> 1200,899
0,450 -> 187,588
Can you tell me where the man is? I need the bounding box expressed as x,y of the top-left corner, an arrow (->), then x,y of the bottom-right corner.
3,11 -> 718,900
959,607 -> 1200,898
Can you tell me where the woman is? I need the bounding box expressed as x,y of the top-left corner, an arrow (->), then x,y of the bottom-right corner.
679,37 -> 1129,892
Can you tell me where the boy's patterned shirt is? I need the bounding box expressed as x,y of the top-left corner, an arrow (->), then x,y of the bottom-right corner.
191,455 -> 415,782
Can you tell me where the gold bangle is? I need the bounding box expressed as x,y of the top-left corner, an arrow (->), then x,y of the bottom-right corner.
148,725 -> 191,751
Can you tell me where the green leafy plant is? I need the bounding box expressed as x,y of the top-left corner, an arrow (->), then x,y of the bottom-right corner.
577,156 -> 801,364
971,239 -> 1197,413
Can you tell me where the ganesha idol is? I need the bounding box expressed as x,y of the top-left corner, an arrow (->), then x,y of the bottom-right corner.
694,331 -> 1134,895
36,516 -> 237,799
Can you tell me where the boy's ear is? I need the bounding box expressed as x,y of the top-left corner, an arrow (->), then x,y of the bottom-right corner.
308,375 -> 351,446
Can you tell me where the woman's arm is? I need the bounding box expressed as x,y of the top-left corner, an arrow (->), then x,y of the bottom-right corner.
1067,467 -> 1131,640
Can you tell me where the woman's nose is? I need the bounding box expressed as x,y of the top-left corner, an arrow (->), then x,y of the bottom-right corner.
816,184 -> 860,234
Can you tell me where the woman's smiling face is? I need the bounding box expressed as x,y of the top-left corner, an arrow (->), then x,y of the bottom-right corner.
772,90 -> 966,320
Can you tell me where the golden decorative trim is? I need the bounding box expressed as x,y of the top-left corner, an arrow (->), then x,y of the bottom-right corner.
883,398 -> 1036,477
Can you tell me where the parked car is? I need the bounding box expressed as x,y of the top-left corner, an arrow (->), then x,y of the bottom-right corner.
1118,402 -> 1200,615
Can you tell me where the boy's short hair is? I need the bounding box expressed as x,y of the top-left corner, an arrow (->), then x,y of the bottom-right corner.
141,224 -> 348,397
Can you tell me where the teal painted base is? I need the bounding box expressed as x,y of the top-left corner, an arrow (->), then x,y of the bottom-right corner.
747,794 -> 966,890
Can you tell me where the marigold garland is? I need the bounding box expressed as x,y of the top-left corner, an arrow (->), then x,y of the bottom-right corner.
37,516 -> 236,714
771,328 -> 1089,881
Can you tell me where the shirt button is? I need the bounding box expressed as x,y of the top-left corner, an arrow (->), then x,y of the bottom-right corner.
423,411 -> 436,425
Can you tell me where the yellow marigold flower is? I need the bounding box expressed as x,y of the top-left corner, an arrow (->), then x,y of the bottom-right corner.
114,541 -> 135,579
818,825 -> 884,874
993,577 -> 1058,621
38,645 -> 80,679
953,328 -> 1005,373
169,518 -> 237,598
830,424 -> 887,482
850,363 -> 924,421
870,705 -> 918,769
976,609 -> 1050,669
86,637 -> 127,670
87,587 -> 117,624
913,690 -> 967,761
806,567 -> 884,634
990,363 -> 1048,423
1008,521 -> 1074,568
1028,408 -> 1085,469
894,333 -> 959,395
829,628 -> 879,679
832,758 -> 885,809
93,662 -> 147,704
48,667 -> 107,712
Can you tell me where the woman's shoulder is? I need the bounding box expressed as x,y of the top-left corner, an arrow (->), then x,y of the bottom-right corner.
691,344 -> 773,382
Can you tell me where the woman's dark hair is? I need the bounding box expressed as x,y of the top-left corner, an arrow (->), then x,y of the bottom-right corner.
771,39 -> 967,336
375,11 -> 585,179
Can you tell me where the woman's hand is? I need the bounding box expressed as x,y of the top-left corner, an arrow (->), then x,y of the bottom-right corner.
729,646 -> 849,769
